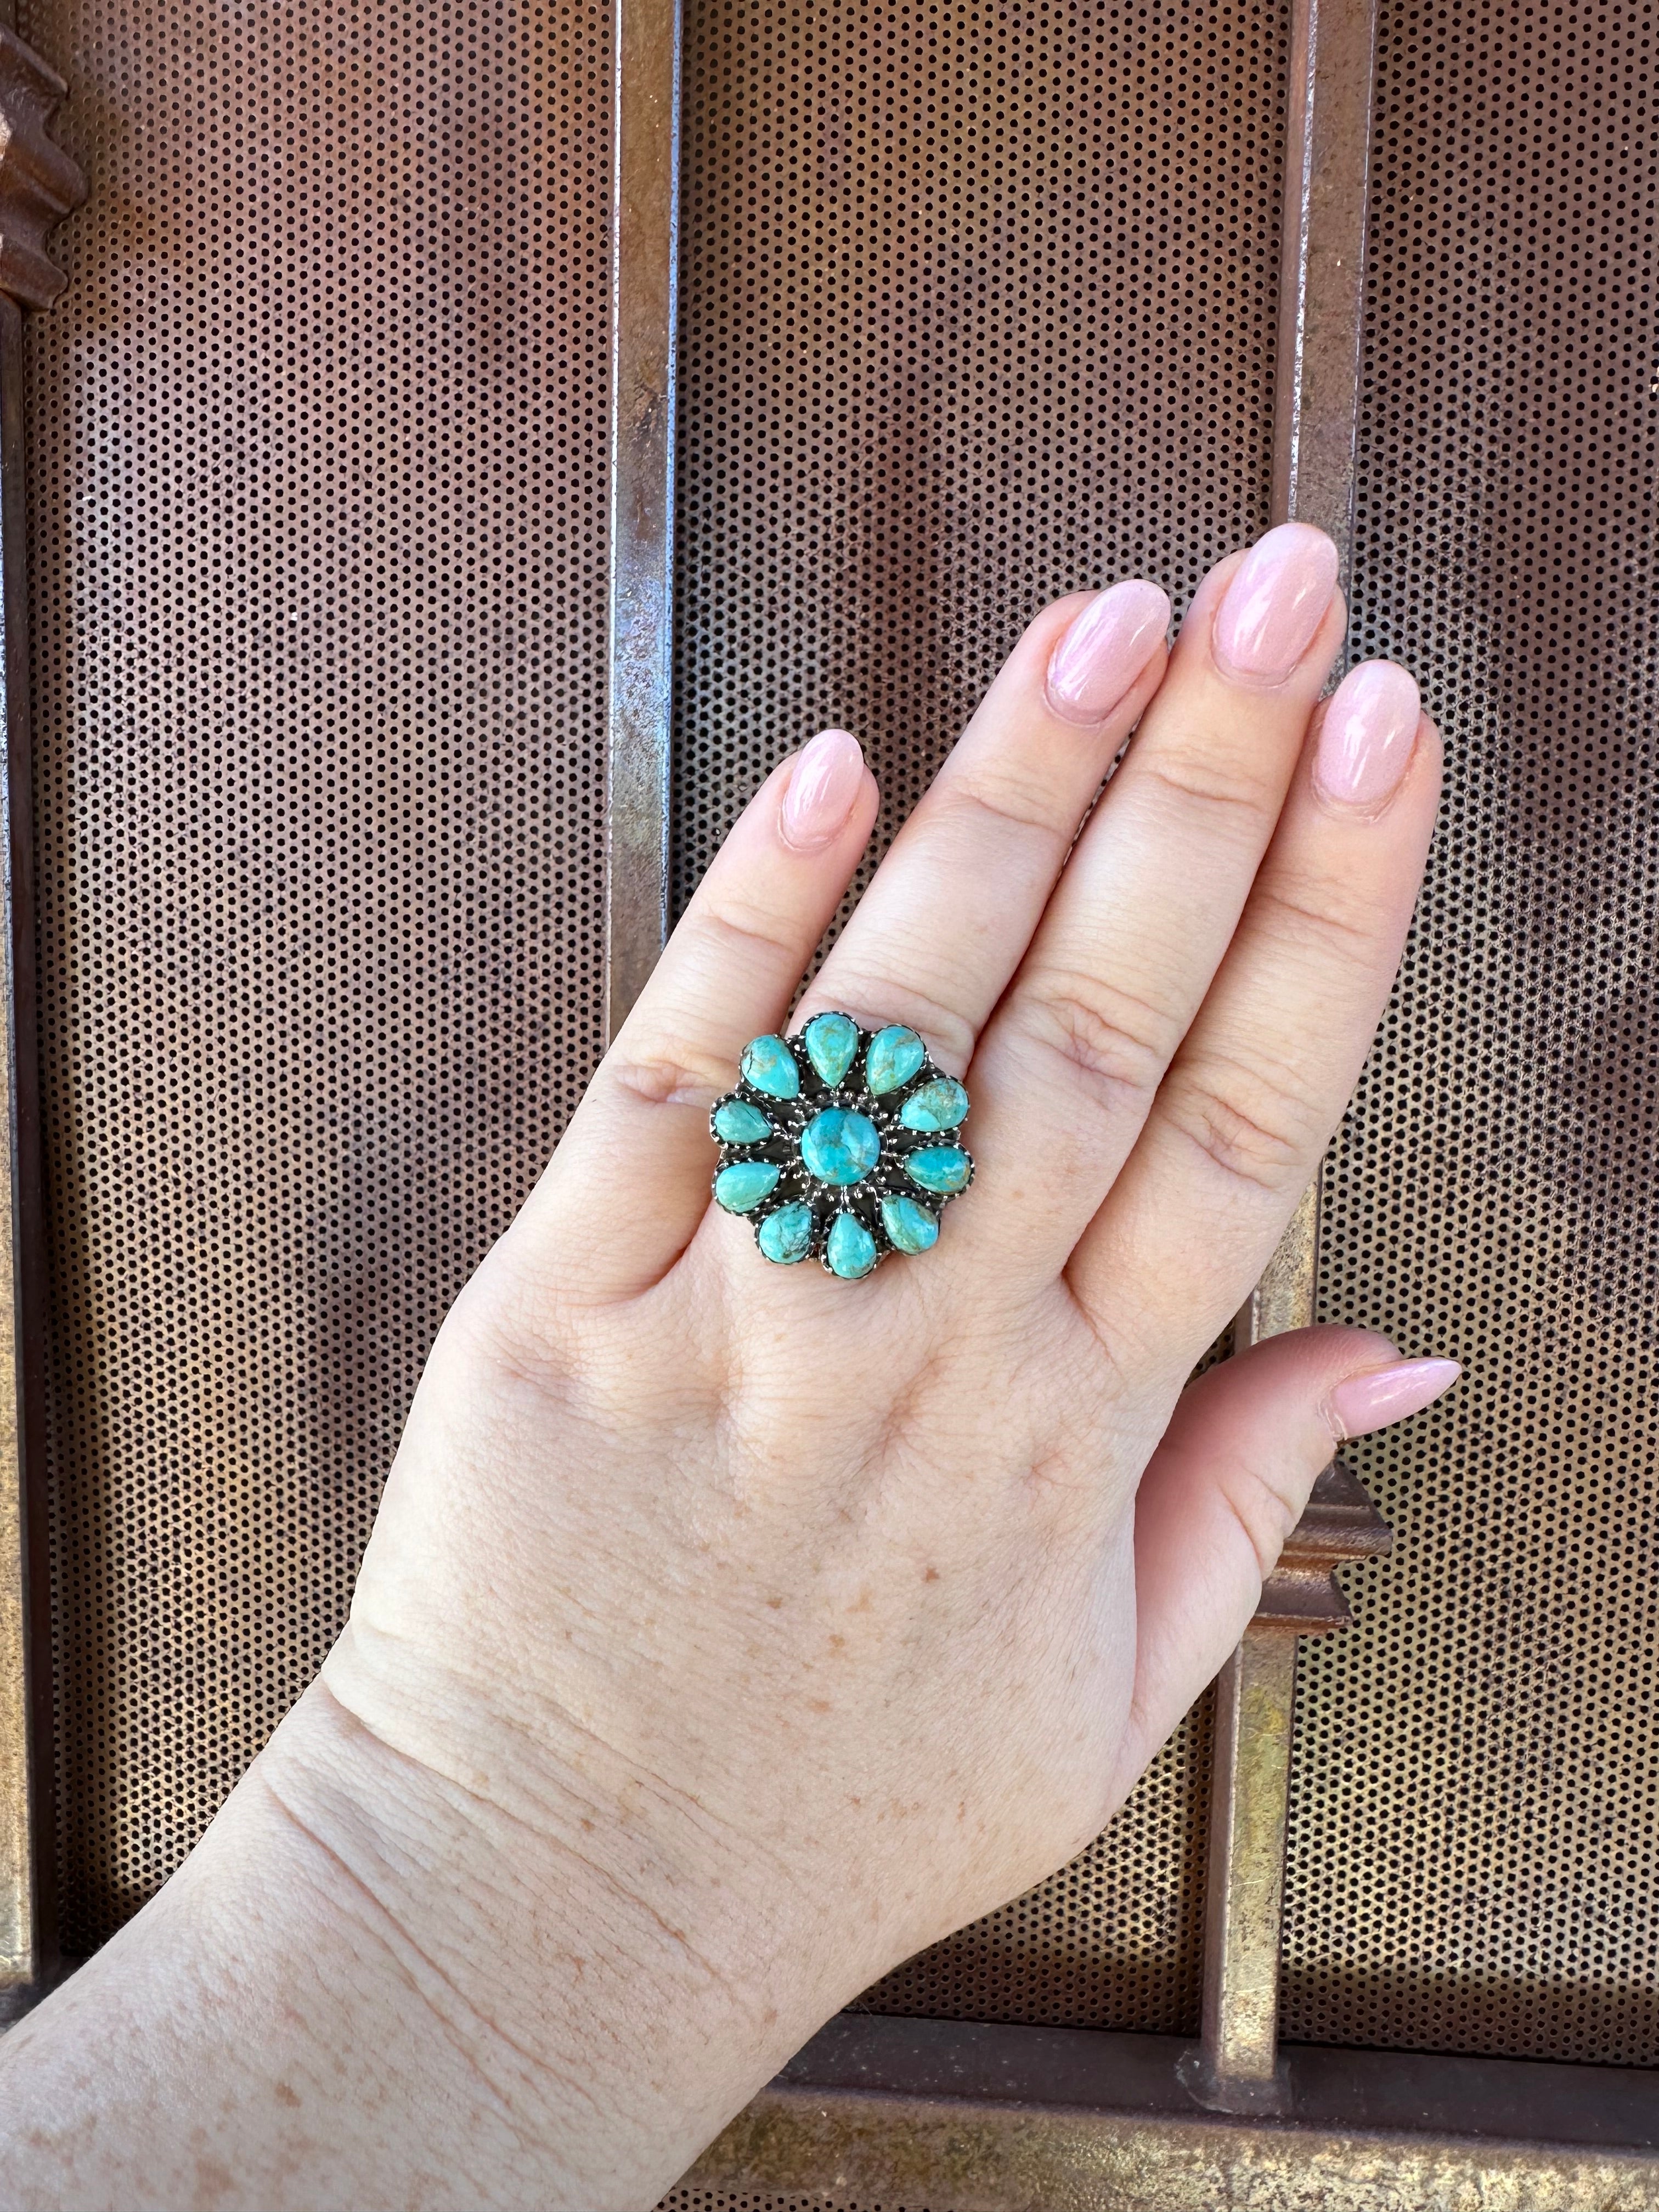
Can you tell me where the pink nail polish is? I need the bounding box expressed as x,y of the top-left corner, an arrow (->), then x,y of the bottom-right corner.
780,729 -> 865,852
1327,1358 -> 1461,1440
1045,579 -> 1171,723
1313,660 -> 1421,806
1212,522 -> 1340,685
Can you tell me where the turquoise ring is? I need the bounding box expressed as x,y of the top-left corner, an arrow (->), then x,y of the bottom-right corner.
709,1014 -> 973,1278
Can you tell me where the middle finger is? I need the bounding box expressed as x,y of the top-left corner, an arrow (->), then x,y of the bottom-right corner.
960,522 -> 1345,1285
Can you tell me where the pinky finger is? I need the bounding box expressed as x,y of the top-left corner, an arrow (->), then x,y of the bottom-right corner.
1109,1327 -> 1460,1801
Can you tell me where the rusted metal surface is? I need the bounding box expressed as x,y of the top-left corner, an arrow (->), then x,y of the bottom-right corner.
604,0 -> 679,1038
681,2015 -> 1659,2207
1190,1470 -> 1392,2111
1195,0 -> 1384,2114
0,30 -> 80,2008
1272,0 -> 1378,562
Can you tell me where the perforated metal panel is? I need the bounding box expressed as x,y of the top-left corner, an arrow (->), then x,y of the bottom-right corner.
22,0 -> 612,1953
674,0 -> 1285,2033
1291,0 -> 1659,2066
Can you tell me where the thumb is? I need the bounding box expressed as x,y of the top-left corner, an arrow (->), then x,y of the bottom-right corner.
1112,1325 -> 1459,1795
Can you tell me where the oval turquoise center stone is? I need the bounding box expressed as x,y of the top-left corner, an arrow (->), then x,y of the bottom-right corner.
881,1193 -> 939,1252
741,1034 -> 800,1099
826,1212 -> 878,1278
758,1201 -> 814,1264
715,1159 -> 781,1212
904,1145 -> 971,1195
800,1108 -> 881,1186
802,1011 -> 860,1087
714,1098 -> 773,1144
866,1023 -> 926,1094
899,1076 -> 968,1132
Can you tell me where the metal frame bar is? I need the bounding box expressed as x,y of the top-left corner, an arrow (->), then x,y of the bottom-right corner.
687,2015 -> 1659,2205
0,25 -> 84,2015
603,0 -> 681,1042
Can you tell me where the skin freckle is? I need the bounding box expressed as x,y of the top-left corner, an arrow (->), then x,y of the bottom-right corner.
273,2081 -> 301,2109
923,1565 -> 940,1582
806,1697 -> 831,1713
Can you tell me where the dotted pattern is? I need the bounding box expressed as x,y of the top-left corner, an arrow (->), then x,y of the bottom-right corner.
673,0 -> 1283,2040
671,0 -> 1288,932
22,0 -> 611,1951
1292,0 -> 1659,2064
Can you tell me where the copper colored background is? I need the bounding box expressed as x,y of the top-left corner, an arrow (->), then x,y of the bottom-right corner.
19,0 -> 1659,2097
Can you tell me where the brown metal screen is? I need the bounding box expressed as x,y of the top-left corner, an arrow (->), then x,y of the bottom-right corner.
1291,0 -> 1659,2065
22,0 -> 613,1954
673,0 -> 1286,2035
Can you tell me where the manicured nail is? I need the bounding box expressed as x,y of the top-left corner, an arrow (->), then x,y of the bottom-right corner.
1313,660 -> 1421,807
1212,522 -> 1340,685
1045,579 -> 1172,723
780,728 -> 865,852
1327,1358 -> 1461,1441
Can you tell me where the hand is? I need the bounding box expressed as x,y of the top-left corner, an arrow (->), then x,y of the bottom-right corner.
0,523 -> 1454,2210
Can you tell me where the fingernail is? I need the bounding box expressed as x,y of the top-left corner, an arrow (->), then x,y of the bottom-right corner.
1045,579 -> 1172,723
1327,1357 -> 1461,1440
780,729 -> 865,852
1313,660 -> 1421,807
1212,522 -> 1340,685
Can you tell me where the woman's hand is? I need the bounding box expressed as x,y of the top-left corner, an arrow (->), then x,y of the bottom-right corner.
0,524 -> 1454,2210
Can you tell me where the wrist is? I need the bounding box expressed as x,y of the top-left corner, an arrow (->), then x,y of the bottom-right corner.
263,1645 -> 824,2204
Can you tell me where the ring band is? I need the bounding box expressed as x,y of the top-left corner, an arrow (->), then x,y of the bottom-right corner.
710,1012 -> 973,1277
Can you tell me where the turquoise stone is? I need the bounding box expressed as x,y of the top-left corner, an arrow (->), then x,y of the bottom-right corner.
899,1076 -> 969,1133
800,1108 -> 881,1186
866,1024 -> 926,1095
714,1098 -> 774,1144
741,1034 -> 800,1099
758,1201 -> 815,1265
826,1212 -> 878,1279
881,1193 -> 939,1254
904,1146 -> 972,1196
714,1159 -> 781,1213
802,1011 -> 860,1087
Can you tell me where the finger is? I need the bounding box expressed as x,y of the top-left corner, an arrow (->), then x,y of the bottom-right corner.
1071,675 -> 1442,1374
795,580 -> 1171,1073
510,731 -> 879,1301
957,523 -> 1346,1282
1107,1327 -> 1460,1797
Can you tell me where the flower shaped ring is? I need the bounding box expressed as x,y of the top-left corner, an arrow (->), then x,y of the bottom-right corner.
709,1013 -> 974,1278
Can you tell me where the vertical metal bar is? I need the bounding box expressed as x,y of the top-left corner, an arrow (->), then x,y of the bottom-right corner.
603,0 -> 681,1042
0,27 -> 86,2012
1195,0 -> 1380,2111
1198,1632 -> 1299,2097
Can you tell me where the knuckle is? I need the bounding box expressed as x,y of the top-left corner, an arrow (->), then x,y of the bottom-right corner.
1017,969 -> 1178,1116
1255,879 -> 1382,966
1163,1053 -> 1314,1192
605,1036 -> 731,1110
811,971 -> 978,1072
694,899 -> 804,974
1218,1456 -> 1305,1579
1132,751 -> 1279,837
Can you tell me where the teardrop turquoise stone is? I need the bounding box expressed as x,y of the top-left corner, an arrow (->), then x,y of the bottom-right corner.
881,1193 -> 939,1254
802,1011 -> 860,1087
800,1108 -> 881,1186
741,1034 -> 800,1099
899,1077 -> 968,1132
826,1212 -> 878,1278
866,1024 -> 926,1094
715,1159 -> 782,1212
714,1098 -> 774,1144
758,1201 -> 814,1264
904,1146 -> 971,1195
